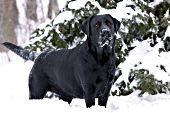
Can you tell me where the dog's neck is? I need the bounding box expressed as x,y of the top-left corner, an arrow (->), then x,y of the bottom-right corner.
84,40 -> 115,65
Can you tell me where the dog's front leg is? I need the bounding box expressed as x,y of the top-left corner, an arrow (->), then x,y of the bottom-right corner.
84,84 -> 95,108
98,83 -> 112,107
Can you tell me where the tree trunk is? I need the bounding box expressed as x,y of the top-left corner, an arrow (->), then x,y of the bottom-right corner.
0,0 -> 59,52
26,0 -> 37,21
48,0 -> 59,19
0,0 -> 18,52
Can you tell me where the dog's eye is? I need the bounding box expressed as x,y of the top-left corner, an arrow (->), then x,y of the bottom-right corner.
95,22 -> 100,28
105,20 -> 111,25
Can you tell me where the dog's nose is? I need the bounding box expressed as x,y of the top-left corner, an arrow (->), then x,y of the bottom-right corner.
101,29 -> 111,37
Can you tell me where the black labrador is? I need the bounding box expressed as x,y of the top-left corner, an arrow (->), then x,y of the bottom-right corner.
3,14 -> 120,108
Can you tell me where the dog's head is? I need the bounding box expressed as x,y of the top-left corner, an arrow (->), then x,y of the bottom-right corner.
81,14 -> 120,50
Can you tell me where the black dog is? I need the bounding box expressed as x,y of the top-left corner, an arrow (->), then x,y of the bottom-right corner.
3,14 -> 120,108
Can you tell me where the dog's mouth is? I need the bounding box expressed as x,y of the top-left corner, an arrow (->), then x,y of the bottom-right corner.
99,36 -> 113,48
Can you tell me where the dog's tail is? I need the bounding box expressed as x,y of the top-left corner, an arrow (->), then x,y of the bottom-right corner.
2,42 -> 38,61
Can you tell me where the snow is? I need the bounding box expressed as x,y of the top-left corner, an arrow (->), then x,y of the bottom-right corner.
117,39 -> 170,84
1,0 -> 170,112
0,59 -> 170,113
0,60 -> 170,113
16,0 -> 51,45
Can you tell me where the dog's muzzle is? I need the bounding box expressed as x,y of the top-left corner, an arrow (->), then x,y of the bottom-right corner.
99,29 -> 113,48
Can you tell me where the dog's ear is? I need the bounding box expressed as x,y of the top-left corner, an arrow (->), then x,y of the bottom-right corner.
80,16 -> 94,35
106,14 -> 120,33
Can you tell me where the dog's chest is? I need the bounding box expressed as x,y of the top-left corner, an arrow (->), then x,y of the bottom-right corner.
83,60 -> 110,84
89,65 -> 111,94
82,53 -> 111,76
80,49 -> 114,86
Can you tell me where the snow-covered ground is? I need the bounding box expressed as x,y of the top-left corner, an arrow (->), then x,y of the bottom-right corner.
0,59 -> 170,113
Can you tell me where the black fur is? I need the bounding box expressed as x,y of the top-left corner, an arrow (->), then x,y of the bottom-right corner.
2,42 -> 37,61
3,14 -> 120,108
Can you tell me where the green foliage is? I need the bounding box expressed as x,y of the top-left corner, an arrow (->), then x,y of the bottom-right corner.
115,0 -> 169,67
26,0 -> 170,65
159,36 -> 170,53
96,0 -> 123,9
163,36 -> 170,52
25,25 -> 68,51
114,1 -> 170,96
114,38 -> 127,67
120,0 -> 170,48
132,69 -> 170,96
112,69 -> 170,96
25,0 -> 99,51
112,80 -> 134,96
58,1 -> 99,46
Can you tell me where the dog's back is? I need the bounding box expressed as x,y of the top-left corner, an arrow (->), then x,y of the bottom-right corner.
29,46 -> 84,99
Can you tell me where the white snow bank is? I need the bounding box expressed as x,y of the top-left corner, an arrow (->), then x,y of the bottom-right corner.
117,38 -> 170,84
0,61 -> 170,113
